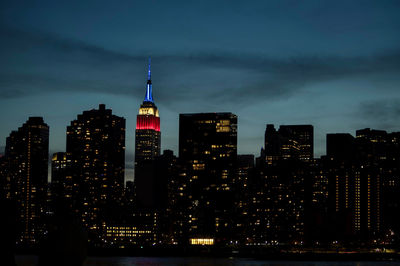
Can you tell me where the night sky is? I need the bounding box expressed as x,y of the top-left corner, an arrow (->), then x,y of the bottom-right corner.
1,1 -> 400,181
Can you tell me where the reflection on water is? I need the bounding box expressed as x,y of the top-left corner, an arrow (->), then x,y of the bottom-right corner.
15,255 -> 400,266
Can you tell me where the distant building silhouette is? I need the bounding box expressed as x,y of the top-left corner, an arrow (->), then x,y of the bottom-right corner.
307,158 -> 329,244
66,104 -> 125,244
379,131 -> 400,243
354,129 -> 393,238
325,133 -> 356,240
51,152 -> 74,210
251,160 -> 310,244
2,117 -> 49,246
325,128 -> 400,242
154,150 -> 178,243
327,133 -> 355,162
264,124 -> 313,165
248,124 -> 314,245
236,155 -> 255,243
179,112 -> 237,244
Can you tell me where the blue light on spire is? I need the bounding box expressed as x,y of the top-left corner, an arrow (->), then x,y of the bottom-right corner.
145,83 -> 153,102
147,57 -> 151,81
144,57 -> 154,102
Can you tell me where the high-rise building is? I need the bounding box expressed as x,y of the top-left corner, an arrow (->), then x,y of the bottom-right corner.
135,57 -> 161,165
263,124 -> 281,165
66,104 -> 125,239
2,117 -> 49,246
249,159 -> 309,244
324,133 -> 356,240
134,58 -> 161,209
307,158 -> 329,243
248,124 -> 314,245
354,129 -> 385,237
325,129 -> 398,241
264,124 -> 313,164
154,150 -> 178,244
51,152 -> 74,210
179,112 -> 237,244
381,132 -> 400,241
236,155 -> 255,242
327,133 -> 355,162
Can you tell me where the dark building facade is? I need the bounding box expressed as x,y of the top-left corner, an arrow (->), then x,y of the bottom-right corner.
66,104 -> 125,241
325,133 -> 356,240
327,133 -> 355,162
51,152 -> 74,210
179,112 -> 237,244
380,131 -> 400,243
236,155 -> 255,243
325,129 -> 400,243
1,117 -> 49,246
248,124 -> 314,245
354,129 -> 393,239
264,124 -> 313,165
154,150 -> 177,243
249,160 -> 310,245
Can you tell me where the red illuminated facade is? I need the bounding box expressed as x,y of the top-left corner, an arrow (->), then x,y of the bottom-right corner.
136,114 -> 160,132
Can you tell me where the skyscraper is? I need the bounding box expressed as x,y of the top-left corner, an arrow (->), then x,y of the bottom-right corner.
249,124 -> 314,244
326,133 -> 355,162
264,124 -> 313,164
179,112 -> 237,244
325,129 -> 398,241
236,155 -> 255,242
354,129 -> 384,237
2,117 -> 49,246
51,152 -> 74,210
66,104 -> 125,239
134,58 -> 161,209
135,57 -> 161,165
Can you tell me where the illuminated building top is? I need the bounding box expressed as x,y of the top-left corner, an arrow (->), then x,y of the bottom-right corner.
136,57 -> 160,132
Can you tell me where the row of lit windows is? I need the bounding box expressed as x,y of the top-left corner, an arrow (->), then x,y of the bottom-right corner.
190,238 -> 214,245
192,163 -> 205,170
106,230 -> 152,234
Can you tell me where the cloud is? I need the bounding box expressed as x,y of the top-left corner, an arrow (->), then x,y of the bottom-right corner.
359,98 -> 400,128
156,52 -> 400,112
1,25 -> 400,110
0,25 -> 146,98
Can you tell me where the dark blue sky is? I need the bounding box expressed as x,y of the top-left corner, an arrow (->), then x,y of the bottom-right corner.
1,1 -> 400,180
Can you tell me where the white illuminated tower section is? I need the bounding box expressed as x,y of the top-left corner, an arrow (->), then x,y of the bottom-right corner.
135,57 -> 161,168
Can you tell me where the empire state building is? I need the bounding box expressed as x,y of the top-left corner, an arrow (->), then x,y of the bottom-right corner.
134,58 -> 161,208
135,57 -> 161,166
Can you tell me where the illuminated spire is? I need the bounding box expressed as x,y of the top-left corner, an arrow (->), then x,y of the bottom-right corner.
144,57 -> 153,102
147,57 -> 151,81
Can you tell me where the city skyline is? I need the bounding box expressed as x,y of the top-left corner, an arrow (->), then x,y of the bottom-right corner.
1,1 -> 400,182
1,96 -> 399,252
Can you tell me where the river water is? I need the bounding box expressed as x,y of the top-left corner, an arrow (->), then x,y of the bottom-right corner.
15,255 -> 400,266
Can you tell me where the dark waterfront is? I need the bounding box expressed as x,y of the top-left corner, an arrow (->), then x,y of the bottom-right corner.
14,256 -> 400,266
